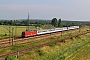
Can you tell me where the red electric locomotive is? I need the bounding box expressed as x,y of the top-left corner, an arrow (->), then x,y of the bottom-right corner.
22,30 -> 37,37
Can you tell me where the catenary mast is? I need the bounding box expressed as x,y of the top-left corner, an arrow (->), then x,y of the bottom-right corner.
27,12 -> 30,30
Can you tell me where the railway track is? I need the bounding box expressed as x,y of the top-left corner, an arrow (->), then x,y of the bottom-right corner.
0,28 -> 78,48
0,31 -> 89,59
0,33 -> 61,49
0,28 -> 88,50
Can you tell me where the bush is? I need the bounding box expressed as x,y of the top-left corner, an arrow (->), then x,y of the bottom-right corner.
5,56 -> 16,60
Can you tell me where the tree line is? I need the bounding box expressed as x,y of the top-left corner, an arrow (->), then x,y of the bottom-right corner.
0,20 -> 51,26
0,18 -> 89,27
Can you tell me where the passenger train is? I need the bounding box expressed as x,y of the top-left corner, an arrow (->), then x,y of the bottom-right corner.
21,26 -> 79,37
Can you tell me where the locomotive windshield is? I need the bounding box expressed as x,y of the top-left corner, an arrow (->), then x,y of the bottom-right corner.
26,30 -> 33,32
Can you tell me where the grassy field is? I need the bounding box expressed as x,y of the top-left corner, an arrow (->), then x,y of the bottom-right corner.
66,43 -> 90,60
0,25 -> 55,39
0,28 -> 79,55
15,33 -> 90,60
2,26 -> 89,60
0,25 -> 36,38
0,26 -> 89,60
66,35 -> 90,60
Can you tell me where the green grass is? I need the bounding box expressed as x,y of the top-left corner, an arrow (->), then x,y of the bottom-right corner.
5,55 -> 16,60
0,35 -> 60,54
15,33 -> 90,60
0,25 -> 37,38
0,26 -> 89,52
0,26 -> 89,60
66,34 -> 90,60
66,43 -> 90,60
0,34 -> 6,37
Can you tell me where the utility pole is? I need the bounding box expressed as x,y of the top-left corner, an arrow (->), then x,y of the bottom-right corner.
12,28 -> 14,46
9,25 -> 11,44
27,12 -> 30,30
79,25 -> 81,32
61,28 -> 63,36
61,24 -> 63,36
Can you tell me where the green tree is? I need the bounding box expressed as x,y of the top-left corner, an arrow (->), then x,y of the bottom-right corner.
51,18 -> 57,27
58,18 -> 61,27
0,20 -> 4,25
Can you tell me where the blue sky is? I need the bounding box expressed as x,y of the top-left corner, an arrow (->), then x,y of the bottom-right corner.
0,0 -> 90,21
